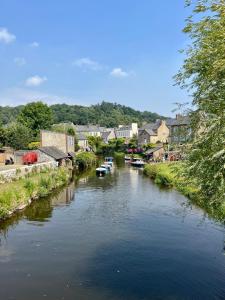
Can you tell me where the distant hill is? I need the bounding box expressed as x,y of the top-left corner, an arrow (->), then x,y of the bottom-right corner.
0,101 -> 165,128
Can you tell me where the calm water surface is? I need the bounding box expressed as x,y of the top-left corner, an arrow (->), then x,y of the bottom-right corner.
0,166 -> 225,300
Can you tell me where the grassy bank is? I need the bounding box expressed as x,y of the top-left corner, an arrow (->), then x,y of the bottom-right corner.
75,152 -> 97,171
144,162 -> 225,220
0,167 -> 71,220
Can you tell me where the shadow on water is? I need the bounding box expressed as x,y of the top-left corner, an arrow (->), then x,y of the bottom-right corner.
77,238 -> 225,300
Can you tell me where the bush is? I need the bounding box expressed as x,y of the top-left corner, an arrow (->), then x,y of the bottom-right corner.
75,152 -> 97,170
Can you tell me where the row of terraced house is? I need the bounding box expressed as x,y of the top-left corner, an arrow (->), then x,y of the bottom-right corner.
71,114 -> 191,150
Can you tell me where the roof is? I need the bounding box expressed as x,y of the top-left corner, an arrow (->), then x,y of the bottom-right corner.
140,119 -> 162,133
77,132 -> 88,140
38,146 -> 68,160
101,131 -> 111,139
116,125 -> 132,131
75,125 -> 106,133
166,116 -> 190,127
139,128 -> 157,136
145,146 -> 164,154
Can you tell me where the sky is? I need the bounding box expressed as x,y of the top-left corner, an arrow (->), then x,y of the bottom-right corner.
0,0 -> 191,116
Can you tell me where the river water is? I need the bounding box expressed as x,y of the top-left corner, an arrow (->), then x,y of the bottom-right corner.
0,165 -> 225,300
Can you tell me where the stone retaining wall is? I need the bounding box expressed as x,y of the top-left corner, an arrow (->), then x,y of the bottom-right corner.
0,161 -> 58,184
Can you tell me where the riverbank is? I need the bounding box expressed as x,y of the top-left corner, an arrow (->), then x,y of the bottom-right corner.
0,167 -> 71,220
144,162 -> 225,220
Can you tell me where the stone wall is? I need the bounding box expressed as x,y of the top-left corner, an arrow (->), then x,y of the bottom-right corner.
0,161 -> 58,184
41,130 -> 74,153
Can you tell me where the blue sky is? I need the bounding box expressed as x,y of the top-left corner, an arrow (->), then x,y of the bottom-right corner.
0,0 -> 191,116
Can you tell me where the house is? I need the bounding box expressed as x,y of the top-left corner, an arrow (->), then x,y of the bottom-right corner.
38,146 -> 69,166
138,120 -> 169,145
74,125 -> 104,137
77,132 -> 89,150
145,145 -> 165,161
101,130 -> 116,143
115,123 -> 138,139
166,115 -> 191,144
40,130 -> 75,154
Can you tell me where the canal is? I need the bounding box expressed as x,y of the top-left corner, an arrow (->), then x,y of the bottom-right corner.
0,165 -> 225,300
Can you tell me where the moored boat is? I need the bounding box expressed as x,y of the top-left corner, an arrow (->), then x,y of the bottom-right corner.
125,156 -> 131,162
96,167 -> 107,177
131,159 -> 145,168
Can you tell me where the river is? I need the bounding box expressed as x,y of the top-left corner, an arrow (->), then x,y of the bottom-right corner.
0,165 -> 225,300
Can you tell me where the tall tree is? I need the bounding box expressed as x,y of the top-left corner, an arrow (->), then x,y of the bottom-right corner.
176,0 -> 225,205
17,102 -> 53,136
4,122 -> 32,150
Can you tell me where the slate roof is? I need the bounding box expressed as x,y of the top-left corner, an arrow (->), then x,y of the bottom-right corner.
77,132 -> 88,140
140,119 -> 162,133
39,147 -> 68,160
101,131 -> 111,140
75,125 -> 107,133
145,146 -> 164,154
116,125 -> 132,131
138,128 -> 157,136
166,116 -> 190,127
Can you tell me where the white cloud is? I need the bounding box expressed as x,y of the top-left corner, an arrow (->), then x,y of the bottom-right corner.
14,57 -> 26,66
110,67 -> 129,78
25,75 -> 47,87
72,57 -> 102,71
0,87 -> 81,106
0,27 -> 16,44
29,41 -> 39,47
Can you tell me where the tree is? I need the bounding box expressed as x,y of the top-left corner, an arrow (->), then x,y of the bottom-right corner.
17,102 -> 53,136
0,126 -> 6,148
175,0 -> 225,205
87,136 -> 103,152
4,122 -> 32,150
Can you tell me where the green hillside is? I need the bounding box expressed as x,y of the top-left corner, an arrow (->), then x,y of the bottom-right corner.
0,101 -> 165,128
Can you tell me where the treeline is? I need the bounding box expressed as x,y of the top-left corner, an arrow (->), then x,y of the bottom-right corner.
0,101 -> 164,127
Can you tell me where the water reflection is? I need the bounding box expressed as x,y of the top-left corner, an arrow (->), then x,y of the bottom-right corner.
0,166 -> 225,300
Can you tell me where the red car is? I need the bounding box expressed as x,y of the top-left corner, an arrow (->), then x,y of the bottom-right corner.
23,152 -> 38,165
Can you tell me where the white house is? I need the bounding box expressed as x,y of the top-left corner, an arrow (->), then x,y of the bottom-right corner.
115,123 -> 138,139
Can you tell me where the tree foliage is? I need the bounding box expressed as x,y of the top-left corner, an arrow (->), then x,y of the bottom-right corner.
4,122 -> 32,150
17,102 -> 53,136
176,0 -> 225,206
0,101 -> 164,128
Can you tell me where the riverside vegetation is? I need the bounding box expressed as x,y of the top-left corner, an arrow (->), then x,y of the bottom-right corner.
0,167 -> 71,219
144,162 -> 225,220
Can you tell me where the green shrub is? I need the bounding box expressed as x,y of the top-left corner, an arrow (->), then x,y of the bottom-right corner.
75,152 -> 97,170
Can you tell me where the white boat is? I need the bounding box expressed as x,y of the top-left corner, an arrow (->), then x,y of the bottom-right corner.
131,160 -> 145,168
96,167 -> 107,176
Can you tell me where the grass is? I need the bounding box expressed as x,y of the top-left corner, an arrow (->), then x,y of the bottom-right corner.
144,162 -> 225,220
0,167 -> 71,220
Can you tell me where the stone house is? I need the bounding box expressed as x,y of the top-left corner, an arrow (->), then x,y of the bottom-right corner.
138,120 -> 169,145
77,132 -> 89,150
166,115 -> 191,144
145,145 -> 165,161
101,130 -> 116,143
115,123 -> 138,139
40,130 -> 75,154
74,125 -> 104,137
38,146 -> 70,166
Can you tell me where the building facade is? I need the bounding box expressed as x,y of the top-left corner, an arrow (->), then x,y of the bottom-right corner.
115,123 -> 138,139
40,130 -> 75,154
138,120 -> 169,145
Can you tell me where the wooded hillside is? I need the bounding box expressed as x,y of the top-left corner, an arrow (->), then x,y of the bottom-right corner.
0,101 -> 164,127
